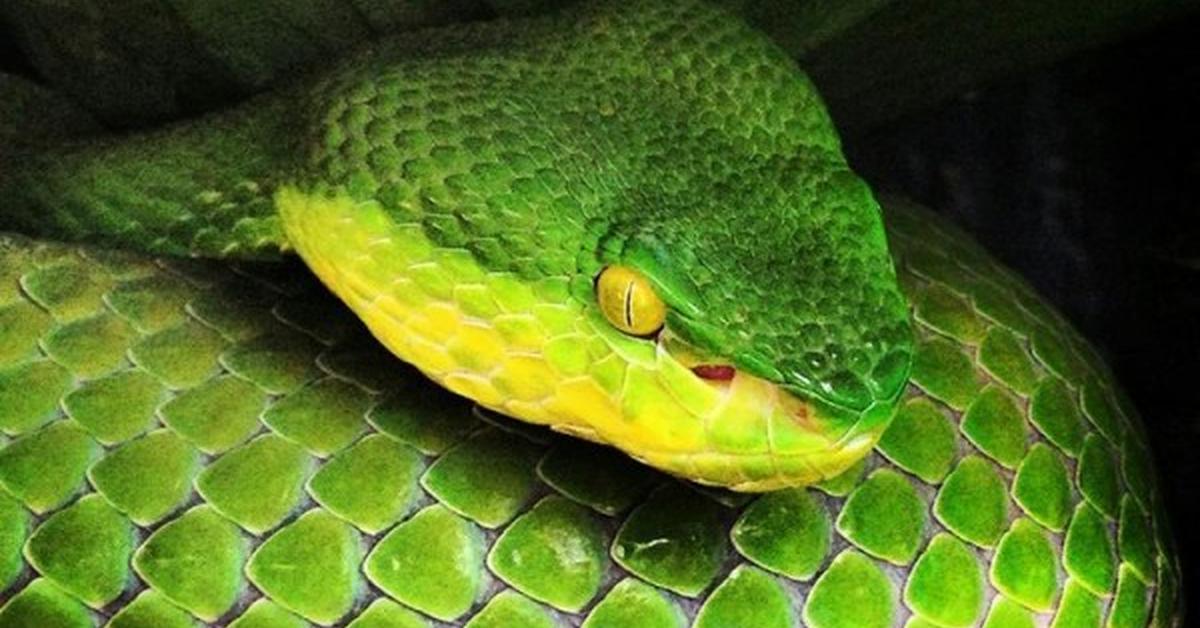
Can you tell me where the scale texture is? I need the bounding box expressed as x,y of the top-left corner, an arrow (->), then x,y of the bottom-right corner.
0,201 -> 1180,627
0,0 -> 914,490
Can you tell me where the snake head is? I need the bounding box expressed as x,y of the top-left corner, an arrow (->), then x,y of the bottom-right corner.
281,0 -> 912,490
579,150 -> 913,490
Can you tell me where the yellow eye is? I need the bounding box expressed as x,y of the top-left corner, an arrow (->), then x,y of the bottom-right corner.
595,265 -> 667,336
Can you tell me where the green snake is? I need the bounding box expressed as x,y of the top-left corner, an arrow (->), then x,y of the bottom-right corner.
2,0 -> 911,492
0,1 -> 1181,626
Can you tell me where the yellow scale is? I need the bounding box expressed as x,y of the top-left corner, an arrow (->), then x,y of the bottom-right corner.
279,187 -> 879,491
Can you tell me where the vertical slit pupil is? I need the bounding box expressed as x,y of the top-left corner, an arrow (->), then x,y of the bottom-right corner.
623,279 -> 635,329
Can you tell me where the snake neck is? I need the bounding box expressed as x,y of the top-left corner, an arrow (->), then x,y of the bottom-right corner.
0,91 -> 300,259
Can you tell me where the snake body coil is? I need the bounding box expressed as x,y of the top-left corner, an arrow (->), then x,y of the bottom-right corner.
0,1 -> 1181,626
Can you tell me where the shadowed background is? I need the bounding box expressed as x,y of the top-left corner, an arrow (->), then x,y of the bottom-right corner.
839,13 -> 1200,607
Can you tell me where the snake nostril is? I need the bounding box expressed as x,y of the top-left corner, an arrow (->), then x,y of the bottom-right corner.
692,364 -> 735,381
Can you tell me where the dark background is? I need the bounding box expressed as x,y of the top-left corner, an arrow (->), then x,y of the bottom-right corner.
3,6 -> 1198,611
841,13 -> 1200,607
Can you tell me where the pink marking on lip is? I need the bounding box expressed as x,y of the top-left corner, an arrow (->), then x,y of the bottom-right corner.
692,364 -> 736,381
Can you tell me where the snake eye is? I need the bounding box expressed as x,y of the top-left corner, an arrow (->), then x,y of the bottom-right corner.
595,265 -> 666,337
